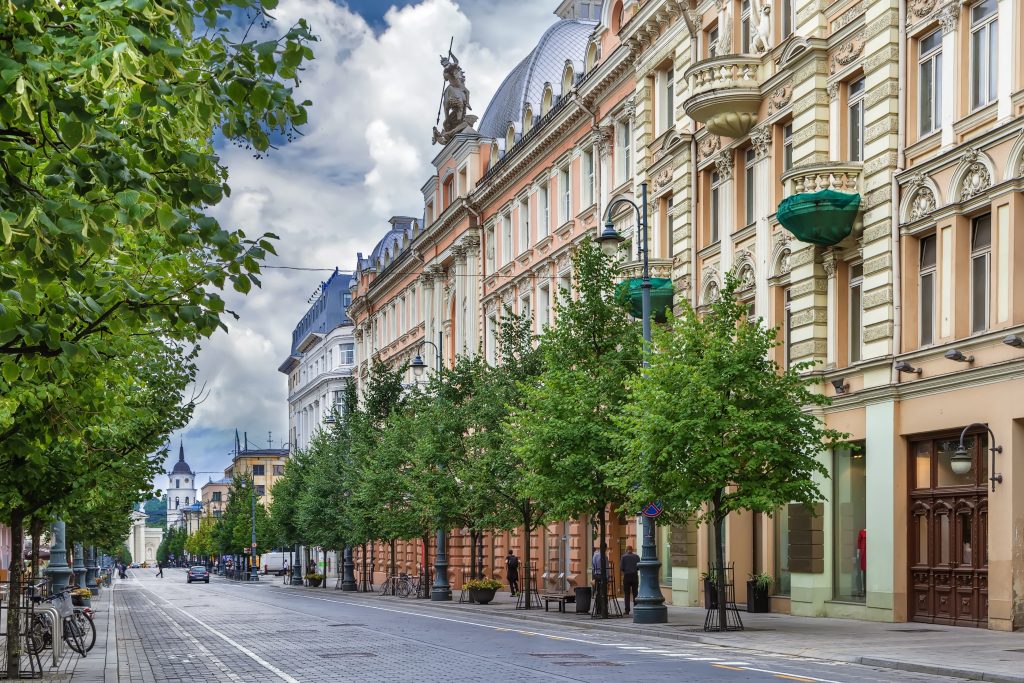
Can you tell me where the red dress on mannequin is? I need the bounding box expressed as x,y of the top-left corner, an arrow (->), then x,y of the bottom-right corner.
857,529 -> 866,571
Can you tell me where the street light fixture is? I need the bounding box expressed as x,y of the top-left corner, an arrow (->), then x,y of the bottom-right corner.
596,182 -> 667,625
952,423 -> 1003,491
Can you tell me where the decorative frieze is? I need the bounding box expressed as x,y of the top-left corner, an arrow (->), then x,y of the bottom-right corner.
863,321 -> 894,343
863,287 -> 893,309
767,79 -> 793,115
832,2 -> 865,34
860,222 -> 891,244
959,148 -> 992,201
864,9 -> 900,42
830,32 -> 866,74
863,252 -> 891,276
698,134 -> 721,160
863,45 -> 900,75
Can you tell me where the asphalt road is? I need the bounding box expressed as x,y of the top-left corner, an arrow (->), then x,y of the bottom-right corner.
113,568 -> 973,683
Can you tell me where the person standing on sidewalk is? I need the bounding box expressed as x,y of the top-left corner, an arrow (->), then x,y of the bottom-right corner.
505,550 -> 520,596
156,560 -> 164,578
620,545 -> 640,615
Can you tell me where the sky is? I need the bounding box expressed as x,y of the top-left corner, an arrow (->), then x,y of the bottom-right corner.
161,0 -> 560,492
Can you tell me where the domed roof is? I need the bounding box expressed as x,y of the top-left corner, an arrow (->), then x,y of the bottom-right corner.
170,442 -> 193,476
477,18 -> 597,140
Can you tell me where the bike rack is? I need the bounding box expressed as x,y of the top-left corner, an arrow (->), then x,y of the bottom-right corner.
38,605 -> 62,665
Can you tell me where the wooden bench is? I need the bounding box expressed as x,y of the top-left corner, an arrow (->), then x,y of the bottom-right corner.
541,593 -> 574,612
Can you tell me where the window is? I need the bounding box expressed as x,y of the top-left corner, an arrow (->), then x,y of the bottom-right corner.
538,284 -> 551,330
485,224 -> 495,272
848,77 -> 865,162
559,165 -> 571,223
833,443 -> 866,602
184,497 -> 189,505
710,171 -> 722,244
332,389 -> 344,410
558,271 -> 572,305
176,479 -> 180,489
617,119 -> 632,184
582,149 -> 595,207
443,176 -> 454,209
744,147 -> 756,226
775,508 -> 791,595
666,196 -> 674,257
741,0 -> 752,53
252,464 -> 265,476
213,510 -> 222,518
539,182 -> 550,238
780,0 -> 794,38
919,30 -> 942,136
849,263 -> 863,363
658,66 -> 675,134
486,314 -> 497,365
520,293 -> 531,324
518,198 -> 530,252
970,0 -> 998,110
782,123 -> 794,171
970,214 -> 991,333
256,485 -> 266,497
273,465 -> 285,476
212,492 -> 222,502
339,342 -> 354,365
783,287 -> 793,368
708,27 -> 719,58
501,213 -> 512,265
919,235 -> 936,346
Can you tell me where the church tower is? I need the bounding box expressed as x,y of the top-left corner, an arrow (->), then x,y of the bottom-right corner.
166,442 -> 196,530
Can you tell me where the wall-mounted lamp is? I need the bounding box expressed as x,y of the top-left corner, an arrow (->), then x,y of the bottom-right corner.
943,349 -> 973,363
1003,334 -> 1024,348
952,423 -> 1003,491
894,361 -> 921,375
831,377 -> 849,395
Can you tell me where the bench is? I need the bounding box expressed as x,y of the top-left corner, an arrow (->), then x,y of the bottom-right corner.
541,593 -> 574,612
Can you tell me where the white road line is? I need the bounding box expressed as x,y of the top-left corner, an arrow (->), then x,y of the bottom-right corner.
138,582 -> 299,683
738,666 -> 841,683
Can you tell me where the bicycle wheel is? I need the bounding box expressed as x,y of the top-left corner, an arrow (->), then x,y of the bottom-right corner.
71,610 -> 96,652
397,580 -> 412,598
63,618 -> 87,656
25,614 -> 50,655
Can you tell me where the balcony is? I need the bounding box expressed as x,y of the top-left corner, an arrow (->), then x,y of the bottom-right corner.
683,56 -> 764,138
777,163 -> 863,247
781,162 -> 863,197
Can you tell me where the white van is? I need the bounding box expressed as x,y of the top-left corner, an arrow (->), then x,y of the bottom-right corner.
261,551 -> 290,575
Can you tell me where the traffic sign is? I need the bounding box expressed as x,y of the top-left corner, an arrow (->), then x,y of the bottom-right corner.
641,501 -> 664,518
243,547 -> 251,554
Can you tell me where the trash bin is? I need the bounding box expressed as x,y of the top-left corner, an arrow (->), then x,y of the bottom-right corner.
575,586 -> 592,614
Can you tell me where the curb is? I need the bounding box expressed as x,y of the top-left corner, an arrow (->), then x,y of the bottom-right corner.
275,581 -> 1017,683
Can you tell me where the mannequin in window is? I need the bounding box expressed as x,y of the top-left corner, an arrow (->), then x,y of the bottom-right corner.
854,528 -> 866,597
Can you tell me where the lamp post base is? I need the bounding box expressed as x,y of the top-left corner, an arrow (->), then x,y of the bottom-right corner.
632,602 -> 669,624
430,588 -> 452,601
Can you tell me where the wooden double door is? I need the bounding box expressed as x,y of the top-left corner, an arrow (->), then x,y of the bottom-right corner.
909,432 -> 988,627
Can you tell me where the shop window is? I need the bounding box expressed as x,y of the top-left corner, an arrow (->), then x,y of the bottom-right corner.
833,443 -> 866,602
970,214 -> 991,333
919,29 -> 942,136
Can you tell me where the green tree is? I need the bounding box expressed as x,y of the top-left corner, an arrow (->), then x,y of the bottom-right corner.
507,241 -> 642,616
611,275 -> 847,630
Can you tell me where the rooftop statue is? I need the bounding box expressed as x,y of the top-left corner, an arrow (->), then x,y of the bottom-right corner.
432,47 -> 478,145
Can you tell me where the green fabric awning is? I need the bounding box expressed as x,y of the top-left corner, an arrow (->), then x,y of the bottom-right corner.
616,277 -> 674,323
777,189 -> 861,247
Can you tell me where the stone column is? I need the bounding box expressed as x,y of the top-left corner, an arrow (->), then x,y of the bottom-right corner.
751,124 -> 773,318
462,234 -> 481,356
46,520 -> 73,592
938,3 -> 958,147
823,250 -> 838,365
452,244 -> 468,354
85,546 -> 99,592
714,149 -> 735,275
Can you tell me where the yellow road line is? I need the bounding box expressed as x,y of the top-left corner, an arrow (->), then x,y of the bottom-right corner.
712,664 -> 745,671
775,675 -> 816,682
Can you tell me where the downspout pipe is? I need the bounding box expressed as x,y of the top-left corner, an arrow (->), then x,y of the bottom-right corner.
687,9 -> 699,308
891,0 -> 907,383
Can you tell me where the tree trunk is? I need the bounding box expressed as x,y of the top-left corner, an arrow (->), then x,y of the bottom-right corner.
713,502 -> 727,632
522,501 -> 532,609
29,517 -> 42,582
598,506 -> 608,618
389,539 -> 396,595
6,508 -> 25,679
469,529 -> 477,581
361,543 -> 367,591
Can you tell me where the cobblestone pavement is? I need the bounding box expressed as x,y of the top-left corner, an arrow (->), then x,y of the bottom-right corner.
62,568 -> 981,682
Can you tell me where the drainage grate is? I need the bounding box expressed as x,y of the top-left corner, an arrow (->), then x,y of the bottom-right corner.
529,653 -> 593,659
554,661 -> 622,667
318,652 -> 376,658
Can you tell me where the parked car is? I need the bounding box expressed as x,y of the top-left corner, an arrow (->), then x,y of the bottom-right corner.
187,565 -> 210,584
130,563 -> 140,568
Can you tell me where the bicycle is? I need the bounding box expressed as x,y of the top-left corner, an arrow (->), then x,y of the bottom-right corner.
26,587 -> 92,656
378,573 -> 416,598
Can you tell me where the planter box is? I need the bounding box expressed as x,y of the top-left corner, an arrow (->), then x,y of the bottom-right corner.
306,577 -> 323,588
71,596 -> 91,608
746,581 -> 771,613
469,588 -> 496,605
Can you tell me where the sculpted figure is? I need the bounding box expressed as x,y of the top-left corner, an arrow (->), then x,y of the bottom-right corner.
432,51 -> 479,145
751,0 -> 772,54
715,0 -> 733,55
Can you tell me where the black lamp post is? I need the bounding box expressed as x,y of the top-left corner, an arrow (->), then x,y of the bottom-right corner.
411,331 -> 451,602
952,423 -> 1003,491
595,181 -> 668,625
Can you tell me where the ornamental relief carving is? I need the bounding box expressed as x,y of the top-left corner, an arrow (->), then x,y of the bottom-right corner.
698,134 -> 721,160
959,163 -> 991,201
714,149 -> 734,180
910,186 -> 937,220
936,0 -> 961,34
910,0 -> 938,19
827,82 -> 840,102
829,32 -> 866,74
653,168 -> 672,189
750,125 -> 771,158
767,79 -> 793,115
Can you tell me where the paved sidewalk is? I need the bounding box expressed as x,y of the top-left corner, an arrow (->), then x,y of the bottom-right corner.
49,581 -> 117,682
280,580 -> 1024,683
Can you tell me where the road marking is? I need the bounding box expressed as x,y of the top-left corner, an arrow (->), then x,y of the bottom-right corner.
713,664 -> 746,671
138,583 -> 299,683
774,676 -> 817,682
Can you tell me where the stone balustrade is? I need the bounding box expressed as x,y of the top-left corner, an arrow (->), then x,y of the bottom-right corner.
781,162 -> 864,197
683,55 -> 764,138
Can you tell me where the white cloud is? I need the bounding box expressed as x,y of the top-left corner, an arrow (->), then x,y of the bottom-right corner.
167,0 -> 557,484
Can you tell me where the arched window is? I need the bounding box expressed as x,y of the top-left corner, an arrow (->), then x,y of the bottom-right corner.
541,83 -> 553,116
611,0 -> 625,32
523,106 -> 533,134
585,41 -> 599,71
506,124 -> 516,150
175,497 -> 180,509
561,63 -> 574,95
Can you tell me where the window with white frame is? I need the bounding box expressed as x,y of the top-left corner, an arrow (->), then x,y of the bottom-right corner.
582,149 -> 595,207
520,292 -> 531,324
970,213 -> 991,333
782,122 -> 794,171
780,0 -> 794,38
616,118 -> 632,184
558,270 -> 571,305
710,170 -> 722,244
657,66 -> 675,134
518,198 -> 530,253
970,0 -> 998,110
919,29 -> 942,136
486,314 -> 497,365
539,181 -> 550,238
666,196 -> 674,257
708,26 -> 719,58
744,147 -> 756,226
559,164 -> 571,223
741,0 -> 752,53
501,213 -> 512,266
848,77 -> 865,162
339,342 -> 354,365
485,224 -> 495,272
919,234 -> 936,346
849,262 -> 863,363
538,283 -> 551,330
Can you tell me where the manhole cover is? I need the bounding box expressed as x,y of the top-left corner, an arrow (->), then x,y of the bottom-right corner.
554,661 -> 622,667
886,628 -> 941,633
529,653 -> 592,659
318,652 -> 376,658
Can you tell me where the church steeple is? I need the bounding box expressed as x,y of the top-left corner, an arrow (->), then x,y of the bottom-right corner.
178,441 -> 184,462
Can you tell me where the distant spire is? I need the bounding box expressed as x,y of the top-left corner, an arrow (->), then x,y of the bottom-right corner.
178,441 -> 184,462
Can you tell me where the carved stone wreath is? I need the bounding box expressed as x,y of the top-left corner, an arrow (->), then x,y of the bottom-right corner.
767,79 -> 793,115
959,149 -> 991,201
829,32 -> 865,74
910,0 -> 938,19
698,134 -> 721,161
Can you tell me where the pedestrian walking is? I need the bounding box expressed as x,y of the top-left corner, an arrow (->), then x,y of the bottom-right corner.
504,550 -> 520,596
620,545 -> 640,615
592,544 -> 609,613
156,560 -> 164,578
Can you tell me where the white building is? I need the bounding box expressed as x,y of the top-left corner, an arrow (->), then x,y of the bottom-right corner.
278,269 -> 356,453
126,505 -> 163,565
166,443 -> 197,529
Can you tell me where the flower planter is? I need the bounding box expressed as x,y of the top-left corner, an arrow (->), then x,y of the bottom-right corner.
469,588 -> 496,605
746,580 -> 771,613
71,595 -> 91,608
306,577 -> 323,588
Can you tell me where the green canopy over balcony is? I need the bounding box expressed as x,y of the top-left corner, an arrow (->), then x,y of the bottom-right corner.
777,189 -> 861,247
616,277 -> 674,323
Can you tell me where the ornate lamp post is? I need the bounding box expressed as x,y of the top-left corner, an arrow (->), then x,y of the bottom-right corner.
85,546 -> 99,592
595,181 -> 668,625
411,331 -> 451,602
47,520 -> 73,592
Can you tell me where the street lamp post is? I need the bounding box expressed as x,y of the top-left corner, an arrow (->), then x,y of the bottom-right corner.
595,181 -> 668,625
411,331 -> 451,602
250,470 -> 258,581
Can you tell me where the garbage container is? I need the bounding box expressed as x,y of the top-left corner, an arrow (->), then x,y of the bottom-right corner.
575,586 -> 592,614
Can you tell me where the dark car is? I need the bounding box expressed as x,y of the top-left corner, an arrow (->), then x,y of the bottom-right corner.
187,566 -> 210,584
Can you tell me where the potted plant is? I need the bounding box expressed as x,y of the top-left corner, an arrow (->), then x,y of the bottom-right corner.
463,578 -> 502,605
701,569 -> 718,609
70,588 -> 92,608
304,572 -> 324,588
746,572 -> 772,613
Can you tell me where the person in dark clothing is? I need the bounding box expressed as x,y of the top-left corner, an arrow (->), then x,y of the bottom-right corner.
505,550 -> 520,596
620,545 -> 640,614
156,561 -> 164,578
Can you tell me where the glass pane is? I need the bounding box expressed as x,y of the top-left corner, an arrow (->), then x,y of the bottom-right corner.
936,53 -> 942,124
917,514 -> 929,565
939,514 -> 950,564
849,104 -> 862,161
920,234 -> 936,267
775,509 -> 790,595
972,0 -> 996,23
920,60 -> 934,134
972,214 -> 991,249
937,439 -> 977,487
833,445 -> 866,601
989,21 -> 998,101
914,442 -> 932,488
850,284 -> 862,363
972,30 -> 984,107
921,272 -> 934,346
971,254 -> 988,332
959,513 -> 973,566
